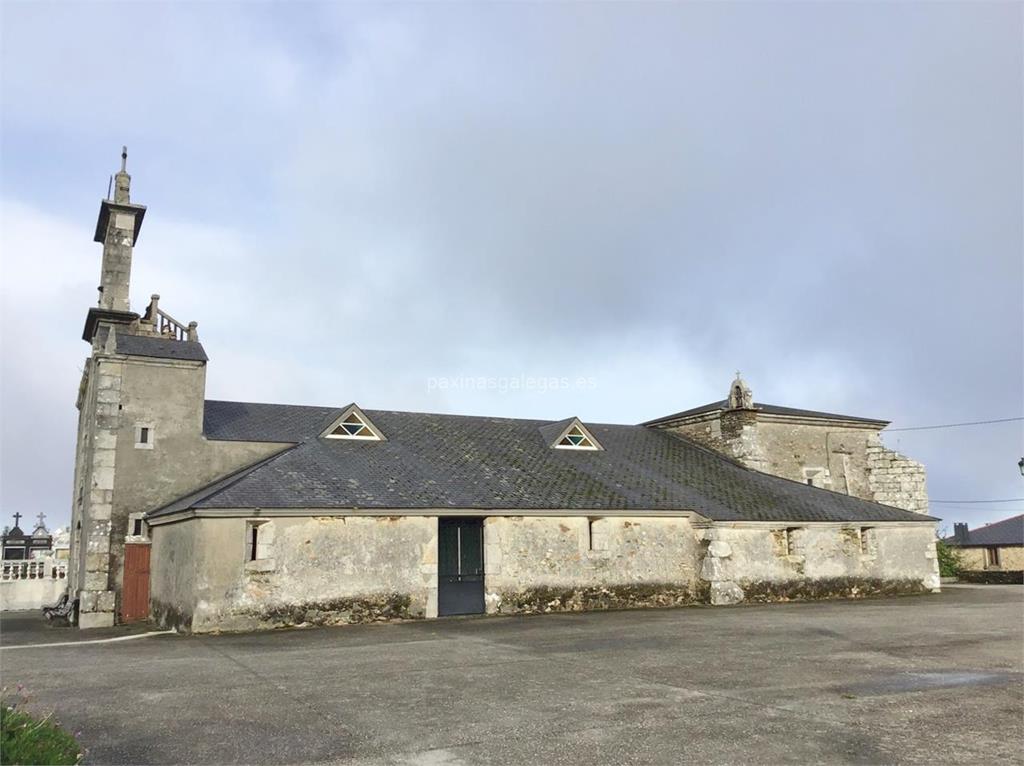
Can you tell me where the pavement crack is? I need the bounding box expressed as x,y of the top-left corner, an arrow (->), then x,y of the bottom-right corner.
200,639 -> 358,738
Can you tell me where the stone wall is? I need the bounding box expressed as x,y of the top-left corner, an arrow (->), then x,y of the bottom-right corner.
151,516 -> 438,633
148,520 -> 199,630
71,342 -> 288,628
700,523 -> 940,605
656,416 -> 929,515
660,416 -> 879,498
865,436 -> 929,515
109,356 -> 284,614
68,349 -> 123,628
150,514 -> 943,633
483,516 -> 705,614
753,420 -> 876,498
955,545 -> 1024,572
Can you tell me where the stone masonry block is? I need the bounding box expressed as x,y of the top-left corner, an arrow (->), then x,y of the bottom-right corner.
700,556 -> 726,581
83,571 -> 109,590
710,581 -> 745,606
78,591 -> 97,612
94,449 -> 116,468
96,402 -> 120,417
85,552 -> 108,571
78,611 -> 115,629
92,465 -> 115,490
93,431 -> 117,450
96,388 -> 120,404
95,591 -> 116,612
708,541 -> 732,558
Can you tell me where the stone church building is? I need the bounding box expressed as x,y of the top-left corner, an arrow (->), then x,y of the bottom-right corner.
67,153 -> 938,631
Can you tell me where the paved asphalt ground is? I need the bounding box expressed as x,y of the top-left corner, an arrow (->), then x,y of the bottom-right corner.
2,585 -> 1021,765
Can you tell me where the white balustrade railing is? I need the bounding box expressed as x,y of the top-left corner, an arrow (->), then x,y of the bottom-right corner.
1,559 -> 68,581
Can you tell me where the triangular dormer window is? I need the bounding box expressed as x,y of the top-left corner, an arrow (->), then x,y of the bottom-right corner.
558,425 -> 596,448
334,412 -> 373,438
545,418 -> 602,451
322,405 -> 385,441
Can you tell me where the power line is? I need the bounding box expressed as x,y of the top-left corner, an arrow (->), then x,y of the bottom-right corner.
885,416 -> 1024,432
929,505 -> 1024,512
930,498 -> 1024,504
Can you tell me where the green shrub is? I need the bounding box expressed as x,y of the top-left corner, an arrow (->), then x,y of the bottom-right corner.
935,537 -> 963,578
1,689 -> 82,766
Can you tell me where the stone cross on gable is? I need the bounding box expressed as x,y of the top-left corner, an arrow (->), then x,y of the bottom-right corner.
36,513 -> 46,527
12,512 -> 21,528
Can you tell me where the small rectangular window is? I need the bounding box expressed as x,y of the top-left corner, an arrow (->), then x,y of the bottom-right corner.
859,527 -> 873,555
985,547 -> 1000,568
135,424 -> 154,449
785,527 -> 800,556
249,523 -> 259,562
133,518 -> 144,537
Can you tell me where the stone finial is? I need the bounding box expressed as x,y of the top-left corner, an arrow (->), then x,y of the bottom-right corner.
187,321 -> 199,342
726,372 -> 754,410
146,294 -> 161,325
113,146 -> 131,204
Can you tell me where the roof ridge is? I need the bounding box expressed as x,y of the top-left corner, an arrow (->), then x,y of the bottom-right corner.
967,513 -> 1024,532
205,399 -> 641,429
204,399 -> 342,411
642,400 -> 888,427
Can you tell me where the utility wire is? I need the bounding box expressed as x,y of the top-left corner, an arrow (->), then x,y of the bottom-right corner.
885,416 -> 1024,432
930,498 -> 1024,504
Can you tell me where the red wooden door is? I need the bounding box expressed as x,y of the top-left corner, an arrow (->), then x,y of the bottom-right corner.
122,543 -> 151,623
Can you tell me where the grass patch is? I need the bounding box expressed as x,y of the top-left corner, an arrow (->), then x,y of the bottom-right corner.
1,690 -> 82,765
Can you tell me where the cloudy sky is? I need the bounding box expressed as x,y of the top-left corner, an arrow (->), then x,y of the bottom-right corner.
1,2 -> 1021,532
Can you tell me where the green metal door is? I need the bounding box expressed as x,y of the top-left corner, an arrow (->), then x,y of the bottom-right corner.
438,518 -> 485,616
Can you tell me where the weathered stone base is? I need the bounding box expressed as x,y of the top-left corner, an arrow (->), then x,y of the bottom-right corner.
737,577 -> 931,603
957,570 -> 1024,585
77,587 -> 116,628
78,610 -> 115,629
151,600 -> 192,632
176,592 -> 421,633
157,578 -> 938,633
489,583 -> 709,615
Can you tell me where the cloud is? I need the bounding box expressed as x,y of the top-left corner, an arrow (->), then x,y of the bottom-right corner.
1,2 -> 1021,529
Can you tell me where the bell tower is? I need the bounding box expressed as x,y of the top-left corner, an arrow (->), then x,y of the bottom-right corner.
83,147 -> 147,342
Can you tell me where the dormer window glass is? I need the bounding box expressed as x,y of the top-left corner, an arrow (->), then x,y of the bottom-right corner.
323,407 -> 384,441
336,413 -> 372,437
556,425 -> 598,450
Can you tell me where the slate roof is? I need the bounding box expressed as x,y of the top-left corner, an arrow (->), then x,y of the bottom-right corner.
147,400 -> 934,524
643,400 -> 888,427
537,417 -> 578,448
115,334 -> 208,362
96,327 -> 208,362
203,400 -> 342,442
944,515 -> 1024,547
